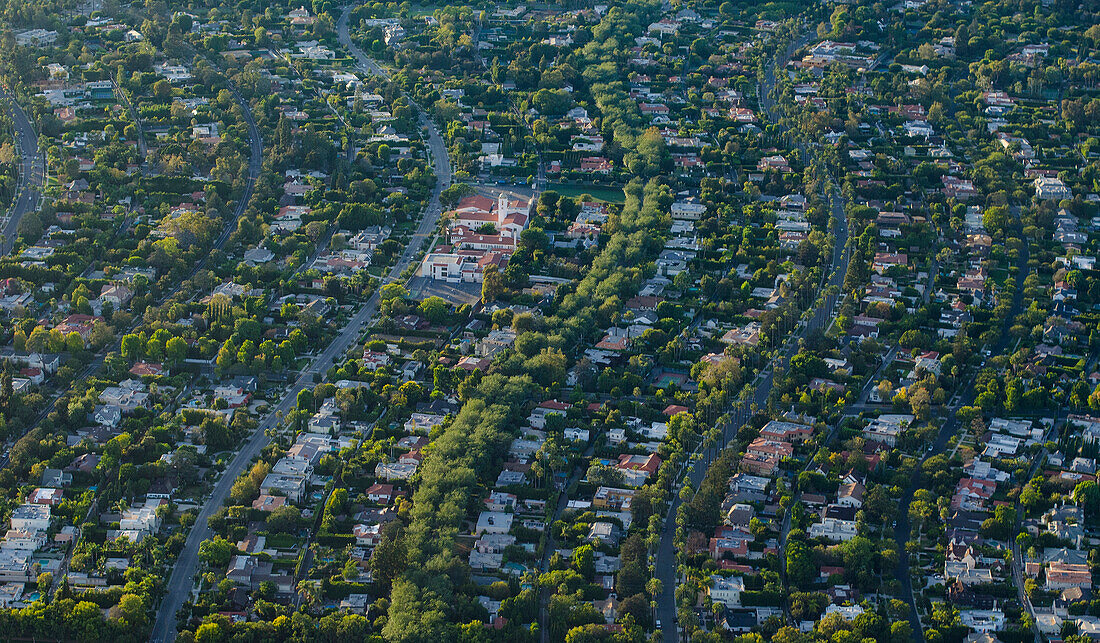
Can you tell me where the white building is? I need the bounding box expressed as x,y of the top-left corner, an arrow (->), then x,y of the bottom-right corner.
825,604 -> 865,620
15,29 -> 57,47
708,575 -> 744,607
959,609 -> 1005,632
9,504 -> 50,532
809,517 -> 858,542
1034,176 -> 1072,201
475,511 -> 513,535
118,499 -> 163,541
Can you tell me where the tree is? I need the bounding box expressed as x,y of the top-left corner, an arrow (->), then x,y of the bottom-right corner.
380,283 -> 410,302
198,536 -> 235,567
891,620 -> 913,643
166,336 -> 188,365
342,559 -> 359,580
265,505 -> 301,534
980,505 -> 1017,540
571,544 -> 595,579
909,387 -> 931,421
481,265 -> 504,303
115,593 -> 147,628
786,540 -> 815,587
1074,480 -> 1100,516
772,627 -> 809,643
194,621 -> 223,643
370,520 -> 406,591
296,388 -> 314,412
65,331 -> 85,354
532,89 -> 573,116
617,593 -> 650,629
418,296 -> 448,324
121,333 -> 144,361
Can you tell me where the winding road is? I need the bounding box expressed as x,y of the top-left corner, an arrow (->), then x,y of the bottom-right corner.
654,27 -> 851,640
891,232 -> 1030,643
149,10 -> 450,640
0,77 -> 263,474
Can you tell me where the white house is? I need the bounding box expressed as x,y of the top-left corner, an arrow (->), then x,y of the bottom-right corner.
708,575 -> 744,607
9,505 -> 50,532
1034,176 -> 1072,201
809,517 -> 858,542
475,511 -> 513,535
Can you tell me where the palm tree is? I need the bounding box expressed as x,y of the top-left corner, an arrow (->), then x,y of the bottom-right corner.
297,579 -> 320,611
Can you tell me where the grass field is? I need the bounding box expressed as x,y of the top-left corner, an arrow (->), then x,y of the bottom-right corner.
546,183 -> 627,204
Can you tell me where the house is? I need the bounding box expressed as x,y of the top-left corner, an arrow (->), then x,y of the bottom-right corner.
710,528 -> 751,559
809,516 -> 858,542
361,350 -> 391,371
952,478 -> 997,510
564,427 -> 590,442
9,505 -> 50,532
708,575 -> 744,607
14,29 -> 58,47
99,384 -> 150,412
252,495 -> 288,512
837,482 -> 865,508
1048,562 -> 1092,590
593,487 -> 635,511
4,529 -> 46,552
99,283 -> 133,308
728,474 -> 769,504
588,522 -> 622,546
129,362 -> 165,377
1035,176 -> 1072,201
615,453 -> 661,486
353,523 -> 383,547
825,604 -> 865,620
671,199 -> 706,220
475,511 -> 514,535
758,155 -> 791,172
40,468 -> 71,487
27,488 -> 62,506
469,533 -> 515,571
720,608 -> 758,633
959,610 -> 1005,633
405,412 -> 446,434
375,462 -> 418,481
760,420 -> 813,442
746,437 -> 793,460
484,491 -> 517,512
366,484 -> 396,505
260,472 -> 307,503
862,414 -> 912,446
872,253 -> 907,273
93,405 -> 122,428
118,499 -> 163,540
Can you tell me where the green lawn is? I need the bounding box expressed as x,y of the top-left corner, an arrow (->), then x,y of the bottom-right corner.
546,183 -> 626,204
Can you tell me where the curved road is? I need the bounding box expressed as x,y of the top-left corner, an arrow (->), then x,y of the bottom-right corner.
654,27 -> 850,640
0,78 -> 262,474
892,233 -> 1030,642
1,90 -> 44,255
149,11 -> 450,640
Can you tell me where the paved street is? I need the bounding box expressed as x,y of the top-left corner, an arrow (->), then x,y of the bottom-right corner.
1,90 -> 44,255
891,233 -> 1030,643
149,8 -> 451,640
654,25 -> 850,640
